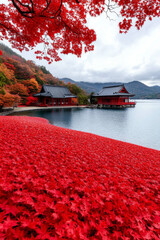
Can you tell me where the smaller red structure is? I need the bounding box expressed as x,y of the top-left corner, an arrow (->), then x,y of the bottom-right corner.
93,84 -> 135,108
34,85 -> 77,106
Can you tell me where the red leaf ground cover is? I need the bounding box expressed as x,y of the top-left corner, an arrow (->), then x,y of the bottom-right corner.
0,116 -> 159,239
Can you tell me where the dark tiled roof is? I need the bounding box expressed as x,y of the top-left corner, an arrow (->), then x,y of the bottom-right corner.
34,92 -> 52,97
34,85 -> 77,98
93,84 -> 134,97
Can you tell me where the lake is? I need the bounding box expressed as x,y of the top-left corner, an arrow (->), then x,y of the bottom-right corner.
11,100 -> 160,150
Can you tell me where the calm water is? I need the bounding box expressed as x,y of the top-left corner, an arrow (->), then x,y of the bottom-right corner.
11,100 -> 160,150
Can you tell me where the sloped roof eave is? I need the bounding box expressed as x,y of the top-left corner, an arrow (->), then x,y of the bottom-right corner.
93,93 -> 135,97
34,85 -> 77,98
34,93 -> 52,97
94,84 -> 134,97
34,93 -> 77,98
64,95 -> 77,98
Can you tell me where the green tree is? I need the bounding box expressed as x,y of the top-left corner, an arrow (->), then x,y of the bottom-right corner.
90,92 -> 97,104
35,75 -> 44,86
69,84 -> 82,95
40,66 -> 51,74
0,88 -> 6,95
0,72 -> 10,87
78,94 -> 89,105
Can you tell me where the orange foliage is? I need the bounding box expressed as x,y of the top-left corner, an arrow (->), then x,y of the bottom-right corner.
72,98 -> 78,104
24,78 -> 39,94
10,83 -> 28,97
0,93 -> 21,107
0,63 -> 15,82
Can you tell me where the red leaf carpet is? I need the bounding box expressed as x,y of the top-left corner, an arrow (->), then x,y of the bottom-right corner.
0,116 -> 159,239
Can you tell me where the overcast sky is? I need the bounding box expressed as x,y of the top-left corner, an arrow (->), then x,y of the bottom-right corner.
2,2 -> 160,86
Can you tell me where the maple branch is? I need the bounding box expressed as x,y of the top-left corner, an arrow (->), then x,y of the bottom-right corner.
15,0 -> 32,11
50,0 -> 79,19
10,0 -> 62,19
105,0 -> 119,20
11,0 -> 35,18
0,22 -> 20,36
41,0 -> 51,14
10,0 -> 80,19
48,0 -> 62,19
29,0 -> 35,13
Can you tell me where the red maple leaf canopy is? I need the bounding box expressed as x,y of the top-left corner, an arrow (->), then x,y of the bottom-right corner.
118,0 -> 160,33
0,0 -> 159,62
0,0 -> 105,62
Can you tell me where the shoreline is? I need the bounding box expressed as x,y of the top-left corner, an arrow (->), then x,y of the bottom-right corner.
0,105 -> 87,116
1,103 -> 160,151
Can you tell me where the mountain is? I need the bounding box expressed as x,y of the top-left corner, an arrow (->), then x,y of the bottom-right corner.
125,81 -> 160,98
61,78 -> 122,94
61,78 -> 160,99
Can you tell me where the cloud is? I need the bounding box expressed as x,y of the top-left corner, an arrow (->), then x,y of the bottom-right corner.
49,14 -> 160,86
1,9 -> 160,86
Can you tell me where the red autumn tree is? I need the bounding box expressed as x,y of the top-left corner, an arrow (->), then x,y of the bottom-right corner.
25,96 -> 38,106
0,0 -> 159,62
4,62 -> 16,71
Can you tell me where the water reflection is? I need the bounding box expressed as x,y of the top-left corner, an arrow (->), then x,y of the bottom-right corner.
10,101 -> 160,150
49,109 -> 73,127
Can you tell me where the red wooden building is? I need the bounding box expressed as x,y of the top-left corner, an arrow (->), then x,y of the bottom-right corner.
34,85 -> 77,106
93,84 -> 135,108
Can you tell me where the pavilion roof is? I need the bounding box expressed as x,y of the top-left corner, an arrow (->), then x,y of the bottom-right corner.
93,84 -> 134,97
34,85 -> 77,98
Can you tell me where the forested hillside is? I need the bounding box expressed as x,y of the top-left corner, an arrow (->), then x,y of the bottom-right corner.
0,44 -> 88,109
